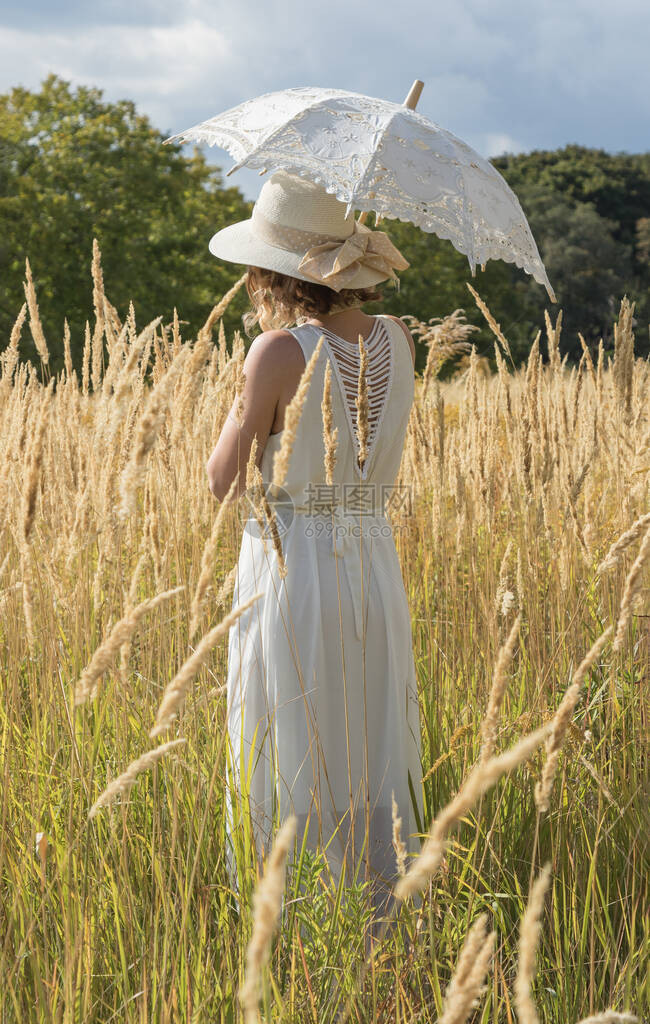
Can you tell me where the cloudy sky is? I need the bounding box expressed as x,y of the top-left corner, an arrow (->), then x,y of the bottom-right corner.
1,0 -> 648,202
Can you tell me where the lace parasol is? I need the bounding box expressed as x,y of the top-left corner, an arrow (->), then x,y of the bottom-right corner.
165,83 -> 556,302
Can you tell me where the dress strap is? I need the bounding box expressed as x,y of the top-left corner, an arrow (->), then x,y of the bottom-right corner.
283,323 -> 318,366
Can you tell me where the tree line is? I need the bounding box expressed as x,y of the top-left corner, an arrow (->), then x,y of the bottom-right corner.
1,74 -> 648,377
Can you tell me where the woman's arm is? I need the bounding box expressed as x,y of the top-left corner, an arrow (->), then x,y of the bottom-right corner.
206,330 -> 302,503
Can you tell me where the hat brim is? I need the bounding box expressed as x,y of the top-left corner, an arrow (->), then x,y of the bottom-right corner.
208,218 -> 393,291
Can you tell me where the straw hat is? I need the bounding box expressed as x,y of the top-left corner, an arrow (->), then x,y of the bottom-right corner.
208,169 -> 409,292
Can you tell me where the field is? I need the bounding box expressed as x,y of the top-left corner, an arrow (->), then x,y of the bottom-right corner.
0,251 -> 648,1022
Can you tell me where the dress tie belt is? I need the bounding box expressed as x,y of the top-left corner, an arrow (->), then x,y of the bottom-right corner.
291,504 -> 391,641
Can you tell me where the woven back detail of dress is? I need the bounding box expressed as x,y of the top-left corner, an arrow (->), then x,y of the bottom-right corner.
258,314 -> 415,509
318,317 -> 393,478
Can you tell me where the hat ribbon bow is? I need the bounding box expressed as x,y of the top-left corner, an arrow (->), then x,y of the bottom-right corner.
297,221 -> 409,292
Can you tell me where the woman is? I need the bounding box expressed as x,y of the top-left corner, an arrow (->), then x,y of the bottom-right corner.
206,170 -> 422,913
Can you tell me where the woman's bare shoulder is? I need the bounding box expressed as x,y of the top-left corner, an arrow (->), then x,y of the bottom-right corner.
382,315 -> 416,367
244,328 -> 305,373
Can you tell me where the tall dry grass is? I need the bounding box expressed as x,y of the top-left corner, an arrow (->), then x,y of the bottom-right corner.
0,244 -> 647,1022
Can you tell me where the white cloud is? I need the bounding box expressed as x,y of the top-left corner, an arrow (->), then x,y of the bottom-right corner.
0,19 -> 232,128
483,132 -> 526,158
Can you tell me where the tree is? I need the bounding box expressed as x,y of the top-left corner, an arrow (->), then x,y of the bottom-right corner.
492,146 -> 650,359
502,184 -> 634,360
491,145 -> 650,254
0,74 -> 253,374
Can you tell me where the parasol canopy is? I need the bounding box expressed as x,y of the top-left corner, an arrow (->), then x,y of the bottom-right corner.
165,84 -> 555,302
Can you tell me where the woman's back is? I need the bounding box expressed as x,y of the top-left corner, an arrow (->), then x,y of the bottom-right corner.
259,314 -> 415,510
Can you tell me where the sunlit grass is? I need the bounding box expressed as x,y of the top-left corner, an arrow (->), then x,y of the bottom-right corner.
0,253 -> 647,1021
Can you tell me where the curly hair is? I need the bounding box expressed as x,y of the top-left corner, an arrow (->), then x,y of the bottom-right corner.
242,265 -> 385,337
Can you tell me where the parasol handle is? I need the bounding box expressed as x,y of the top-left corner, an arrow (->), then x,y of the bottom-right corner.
357,79 -> 424,226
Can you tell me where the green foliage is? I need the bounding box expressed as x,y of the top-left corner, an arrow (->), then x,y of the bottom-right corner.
503,184 -> 633,359
0,74 -> 253,374
491,145 -> 650,359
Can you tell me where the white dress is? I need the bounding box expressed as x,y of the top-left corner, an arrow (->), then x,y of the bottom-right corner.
225,313 -> 422,893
